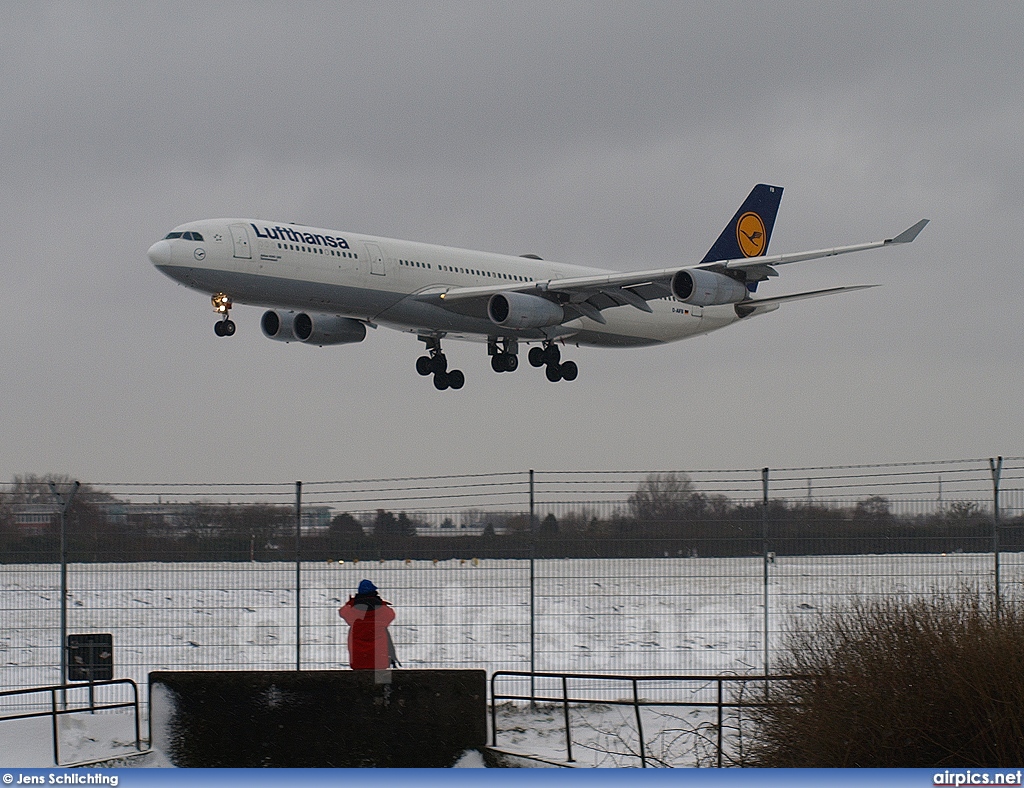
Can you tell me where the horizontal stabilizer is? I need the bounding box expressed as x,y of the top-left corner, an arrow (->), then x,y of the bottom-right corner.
739,284 -> 878,308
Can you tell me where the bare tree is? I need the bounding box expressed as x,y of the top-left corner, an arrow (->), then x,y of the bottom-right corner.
628,472 -> 697,523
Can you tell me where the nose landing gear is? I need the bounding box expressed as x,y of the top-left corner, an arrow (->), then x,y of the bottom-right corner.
528,342 -> 578,382
212,293 -> 235,337
416,336 -> 464,391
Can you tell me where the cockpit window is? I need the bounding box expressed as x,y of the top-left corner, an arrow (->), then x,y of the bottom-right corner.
164,232 -> 183,239
165,231 -> 204,241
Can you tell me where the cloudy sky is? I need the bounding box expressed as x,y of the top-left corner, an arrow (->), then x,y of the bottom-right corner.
0,2 -> 1020,486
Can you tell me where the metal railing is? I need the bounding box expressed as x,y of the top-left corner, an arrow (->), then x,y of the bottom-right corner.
0,679 -> 144,766
490,670 -> 793,768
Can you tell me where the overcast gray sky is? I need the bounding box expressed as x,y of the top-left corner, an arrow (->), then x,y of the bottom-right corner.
0,2 -> 1020,485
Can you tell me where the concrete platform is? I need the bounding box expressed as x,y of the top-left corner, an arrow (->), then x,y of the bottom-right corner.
150,669 -> 487,767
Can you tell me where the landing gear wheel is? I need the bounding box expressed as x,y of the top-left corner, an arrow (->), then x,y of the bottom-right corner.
447,369 -> 465,389
545,364 -> 563,383
433,372 -> 450,390
416,356 -> 433,376
528,347 -> 545,367
214,321 -> 226,337
560,360 -> 578,381
222,319 -> 235,337
492,353 -> 519,373
431,354 -> 448,375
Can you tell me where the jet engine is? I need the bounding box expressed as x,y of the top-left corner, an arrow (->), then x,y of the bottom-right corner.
487,292 -> 565,330
261,309 -> 298,341
671,269 -> 748,307
261,310 -> 366,345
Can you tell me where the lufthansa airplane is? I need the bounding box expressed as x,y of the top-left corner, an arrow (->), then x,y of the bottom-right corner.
148,185 -> 927,390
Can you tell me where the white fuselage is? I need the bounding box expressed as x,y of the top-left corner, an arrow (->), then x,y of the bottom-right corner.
149,219 -> 748,348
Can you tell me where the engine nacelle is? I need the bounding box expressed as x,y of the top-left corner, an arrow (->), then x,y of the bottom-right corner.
261,309 -> 298,341
261,310 -> 366,345
671,268 -> 749,307
488,292 -> 565,330
295,313 -> 367,345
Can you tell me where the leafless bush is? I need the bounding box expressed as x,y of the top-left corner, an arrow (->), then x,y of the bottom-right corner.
743,592 -> 1024,766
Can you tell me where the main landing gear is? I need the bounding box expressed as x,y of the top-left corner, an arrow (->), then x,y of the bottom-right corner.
489,337 -> 519,373
416,337 -> 576,388
416,337 -> 465,391
528,342 -> 578,383
212,293 -> 235,337
488,337 -> 577,383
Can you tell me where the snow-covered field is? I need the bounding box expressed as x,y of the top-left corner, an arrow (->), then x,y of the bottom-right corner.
1,553 -> 1017,767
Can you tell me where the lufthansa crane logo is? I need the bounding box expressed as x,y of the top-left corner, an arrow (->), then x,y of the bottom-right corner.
736,212 -> 767,257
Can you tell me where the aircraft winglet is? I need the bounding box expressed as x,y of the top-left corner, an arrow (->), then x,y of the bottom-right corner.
886,219 -> 929,245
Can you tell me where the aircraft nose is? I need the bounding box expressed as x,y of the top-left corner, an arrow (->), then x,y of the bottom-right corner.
147,239 -> 172,267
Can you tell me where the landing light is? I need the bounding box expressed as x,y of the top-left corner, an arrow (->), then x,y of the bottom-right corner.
212,293 -> 232,313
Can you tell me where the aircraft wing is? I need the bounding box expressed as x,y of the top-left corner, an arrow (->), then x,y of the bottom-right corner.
709,218 -> 929,273
424,219 -> 927,322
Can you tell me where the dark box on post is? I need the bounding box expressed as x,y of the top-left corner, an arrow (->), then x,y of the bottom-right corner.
66,633 -> 113,682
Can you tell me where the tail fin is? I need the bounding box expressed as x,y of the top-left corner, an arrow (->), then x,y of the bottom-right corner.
700,184 -> 784,263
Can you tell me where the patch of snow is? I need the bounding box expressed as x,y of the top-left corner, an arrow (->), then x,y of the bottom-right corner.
1,554 -> 1014,766
452,749 -> 487,767
0,711 -> 145,767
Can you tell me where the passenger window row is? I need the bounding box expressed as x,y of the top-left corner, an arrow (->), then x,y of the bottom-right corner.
277,242 -> 356,259
404,259 -> 534,282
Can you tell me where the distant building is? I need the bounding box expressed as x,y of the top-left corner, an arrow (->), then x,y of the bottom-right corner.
301,506 -> 333,532
120,502 -> 333,535
12,504 -> 57,537
411,512 -> 514,536
96,501 -> 128,526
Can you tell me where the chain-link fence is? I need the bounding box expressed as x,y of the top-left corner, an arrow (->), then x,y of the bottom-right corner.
2,458 -> 1022,698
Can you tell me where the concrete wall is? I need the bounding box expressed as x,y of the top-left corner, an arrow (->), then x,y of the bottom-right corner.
150,669 -> 487,767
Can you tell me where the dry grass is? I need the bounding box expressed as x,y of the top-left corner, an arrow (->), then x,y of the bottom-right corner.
744,593 -> 1024,767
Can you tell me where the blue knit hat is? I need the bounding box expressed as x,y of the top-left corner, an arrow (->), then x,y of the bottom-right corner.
358,579 -> 377,595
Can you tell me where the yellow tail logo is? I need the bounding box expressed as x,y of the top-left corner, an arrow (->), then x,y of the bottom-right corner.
736,212 -> 767,257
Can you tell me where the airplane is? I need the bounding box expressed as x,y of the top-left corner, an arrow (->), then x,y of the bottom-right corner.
147,184 -> 927,390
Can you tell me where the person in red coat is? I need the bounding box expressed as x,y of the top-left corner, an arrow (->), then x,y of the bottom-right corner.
338,579 -> 396,670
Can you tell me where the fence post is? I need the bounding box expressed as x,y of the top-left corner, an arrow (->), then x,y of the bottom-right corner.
989,458 -> 1002,619
529,469 -> 536,703
717,678 -> 724,768
761,468 -> 770,678
295,480 -> 302,671
49,480 -> 79,703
